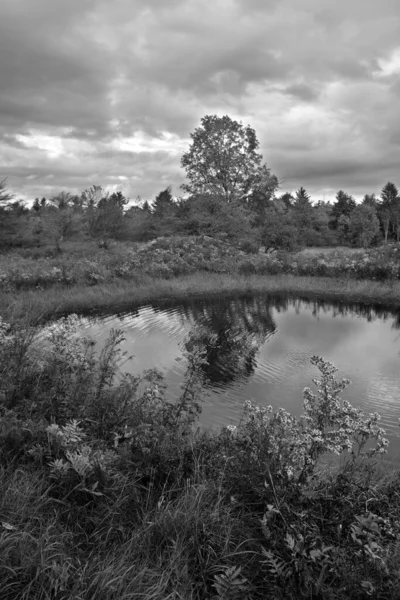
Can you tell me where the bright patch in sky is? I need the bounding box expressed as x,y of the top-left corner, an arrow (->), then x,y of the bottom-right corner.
377,47 -> 400,76
15,133 -> 64,159
1,0 -> 400,200
112,132 -> 188,155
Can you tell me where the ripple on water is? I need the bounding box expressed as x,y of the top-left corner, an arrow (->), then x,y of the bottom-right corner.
44,296 -> 400,459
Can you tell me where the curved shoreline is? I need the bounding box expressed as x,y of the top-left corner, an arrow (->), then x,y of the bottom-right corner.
2,272 -> 400,322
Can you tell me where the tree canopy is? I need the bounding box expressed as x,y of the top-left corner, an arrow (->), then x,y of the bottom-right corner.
180,115 -> 278,202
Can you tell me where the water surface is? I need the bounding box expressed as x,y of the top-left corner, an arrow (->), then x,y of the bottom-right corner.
77,296 -> 400,460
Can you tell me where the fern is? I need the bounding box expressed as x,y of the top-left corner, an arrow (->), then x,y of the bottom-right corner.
261,547 -> 293,580
212,565 -> 251,600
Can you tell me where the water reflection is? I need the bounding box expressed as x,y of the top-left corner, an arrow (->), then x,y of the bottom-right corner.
183,298 -> 276,386
77,294 -> 400,458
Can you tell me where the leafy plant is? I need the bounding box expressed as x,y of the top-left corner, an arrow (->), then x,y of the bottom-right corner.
212,565 -> 252,600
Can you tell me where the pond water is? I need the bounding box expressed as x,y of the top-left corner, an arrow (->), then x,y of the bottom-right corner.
76,295 -> 400,460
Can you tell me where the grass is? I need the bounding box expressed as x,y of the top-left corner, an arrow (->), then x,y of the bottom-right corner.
2,236 -> 400,324
2,272 -> 400,324
1,316 -> 400,599
2,237 -> 400,598
295,246 -> 363,257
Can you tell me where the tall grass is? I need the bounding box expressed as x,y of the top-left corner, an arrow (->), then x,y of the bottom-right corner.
2,273 -> 400,324
1,313 -> 400,598
2,236 -> 400,324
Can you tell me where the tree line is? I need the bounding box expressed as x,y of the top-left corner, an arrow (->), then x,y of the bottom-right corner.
0,114 -> 399,252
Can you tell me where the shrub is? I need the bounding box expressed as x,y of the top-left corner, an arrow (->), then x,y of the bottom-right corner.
239,240 -> 260,254
1,313 -> 400,600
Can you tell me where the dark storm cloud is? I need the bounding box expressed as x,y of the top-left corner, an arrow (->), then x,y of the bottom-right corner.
0,0 -> 399,201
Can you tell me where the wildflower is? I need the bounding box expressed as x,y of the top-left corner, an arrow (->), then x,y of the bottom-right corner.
226,425 -> 237,434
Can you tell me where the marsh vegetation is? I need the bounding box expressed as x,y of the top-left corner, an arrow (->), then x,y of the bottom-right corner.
1,313 -> 399,599
2,115 -> 400,598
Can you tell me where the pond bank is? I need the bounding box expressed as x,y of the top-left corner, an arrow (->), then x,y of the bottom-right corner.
3,272 -> 400,323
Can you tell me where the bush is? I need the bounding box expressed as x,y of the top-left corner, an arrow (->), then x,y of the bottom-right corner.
1,313 -> 400,599
239,240 -> 260,254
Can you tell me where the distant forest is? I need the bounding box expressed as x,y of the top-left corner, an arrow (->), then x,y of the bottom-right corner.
1,115 -> 399,253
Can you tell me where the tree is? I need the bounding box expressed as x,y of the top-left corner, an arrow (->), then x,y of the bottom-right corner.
141,200 -> 151,213
94,191 -> 128,240
379,208 -> 391,244
181,114 -> 277,202
153,186 -> 175,218
294,187 -> 311,204
261,203 -> 299,252
349,204 -> 380,248
279,192 -> 295,209
40,205 -> 83,252
49,191 -> 75,210
292,187 -> 316,246
312,202 -> 337,246
381,182 -> 398,207
177,193 -> 254,242
379,182 -> 399,243
337,214 -> 351,245
0,178 -> 13,204
80,185 -> 106,209
331,190 -> 356,229
32,198 -> 41,212
362,193 -> 377,208
391,197 -> 400,242
80,185 -> 109,237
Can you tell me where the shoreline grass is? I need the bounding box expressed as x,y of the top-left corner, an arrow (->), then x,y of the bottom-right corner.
2,272 -> 400,323
1,317 -> 399,599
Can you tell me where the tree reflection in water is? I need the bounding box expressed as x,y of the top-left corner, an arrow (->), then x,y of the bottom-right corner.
181,297 -> 277,386
174,294 -> 400,388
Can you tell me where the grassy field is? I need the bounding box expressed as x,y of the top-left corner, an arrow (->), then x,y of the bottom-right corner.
2,237 -> 400,325
295,246 -> 364,256
2,272 -> 400,324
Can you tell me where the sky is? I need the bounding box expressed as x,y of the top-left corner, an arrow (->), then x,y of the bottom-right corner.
0,0 -> 399,204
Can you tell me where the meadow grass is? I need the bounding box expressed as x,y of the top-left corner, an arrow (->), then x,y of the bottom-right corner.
295,246 -> 362,257
2,272 -> 400,324
2,236 -> 400,323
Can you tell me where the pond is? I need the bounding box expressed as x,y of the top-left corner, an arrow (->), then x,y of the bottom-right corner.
76,295 -> 400,461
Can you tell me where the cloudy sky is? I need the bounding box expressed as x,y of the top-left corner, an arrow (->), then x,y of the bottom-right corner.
1,0 -> 399,204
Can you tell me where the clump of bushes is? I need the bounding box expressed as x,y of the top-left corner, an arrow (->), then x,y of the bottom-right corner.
1,313 -> 400,598
1,237 -> 400,292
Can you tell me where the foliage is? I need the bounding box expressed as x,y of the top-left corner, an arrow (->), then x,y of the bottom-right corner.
2,172 -> 400,256
261,205 -> 300,252
330,190 -> 356,230
0,178 -> 13,204
349,204 -> 381,248
152,186 -> 175,218
2,238 -> 400,295
1,313 -> 400,599
180,115 -> 278,202
176,194 -> 255,242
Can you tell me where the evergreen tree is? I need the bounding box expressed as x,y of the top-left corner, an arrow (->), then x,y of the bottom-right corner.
331,190 -> 356,229
153,186 -> 175,217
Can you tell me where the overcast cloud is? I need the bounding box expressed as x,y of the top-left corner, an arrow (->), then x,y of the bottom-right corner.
0,0 -> 399,202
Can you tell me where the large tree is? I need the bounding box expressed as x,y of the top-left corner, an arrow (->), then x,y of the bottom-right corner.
181,115 -> 277,202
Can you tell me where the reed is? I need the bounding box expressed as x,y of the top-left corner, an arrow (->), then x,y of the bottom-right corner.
2,272 -> 400,323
